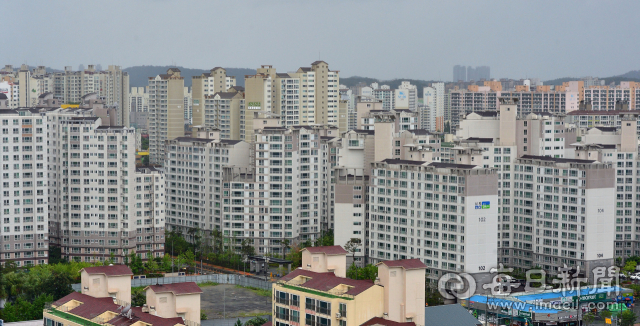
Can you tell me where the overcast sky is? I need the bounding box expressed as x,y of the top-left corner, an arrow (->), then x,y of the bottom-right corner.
4,0 -> 639,81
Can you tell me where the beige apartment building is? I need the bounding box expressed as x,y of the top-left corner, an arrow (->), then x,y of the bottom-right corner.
272,246 -> 426,326
243,61 -> 341,141
192,67 -> 236,126
148,68 -> 185,164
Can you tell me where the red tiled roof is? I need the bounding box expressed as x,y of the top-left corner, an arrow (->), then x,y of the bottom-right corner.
81,265 -> 133,276
262,322 -> 272,326
361,317 -> 416,326
279,269 -> 376,296
146,282 -> 203,295
51,292 -> 184,326
52,292 -> 120,319
377,259 -> 427,270
108,307 -> 185,326
303,245 -> 348,255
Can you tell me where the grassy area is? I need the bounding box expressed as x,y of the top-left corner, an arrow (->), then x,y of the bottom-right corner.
238,312 -> 272,317
198,281 -> 220,287
235,285 -> 272,297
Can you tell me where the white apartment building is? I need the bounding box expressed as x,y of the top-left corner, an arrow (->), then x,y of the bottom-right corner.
566,109 -> 640,134
0,109 -> 49,266
449,87 -> 578,131
164,121 -> 340,254
396,81 -> 417,111
583,82 -> 640,111
46,110 -> 165,263
130,87 -> 148,113
572,112 -> 640,259
421,83 -> 445,132
498,155 -> 615,279
148,68 -> 185,165
366,159 -> 498,280
184,86 -> 192,123
219,125 -> 338,253
373,89 -> 395,111
164,134 -> 251,237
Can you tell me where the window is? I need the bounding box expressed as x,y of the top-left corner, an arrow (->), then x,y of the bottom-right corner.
339,303 -> 347,318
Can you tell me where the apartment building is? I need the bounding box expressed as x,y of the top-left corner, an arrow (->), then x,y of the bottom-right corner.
366,159 -> 498,280
183,87 -> 192,123
566,109 -> 640,134
497,155 -> 615,279
396,81 -> 417,111
273,247 -> 426,326
219,124 -> 339,253
203,90 -> 245,140
449,83 -> 578,131
334,125 -> 442,263
191,67 -> 236,126
583,82 -> 640,110
0,109 -> 49,266
359,109 -> 419,131
572,112 -> 640,259
373,88 -> 395,111
148,68 -> 185,165
243,62 -> 340,140
421,83 -> 445,132
164,133 -> 251,235
130,87 -> 148,113
46,110 -> 165,263
4,64 -> 132,125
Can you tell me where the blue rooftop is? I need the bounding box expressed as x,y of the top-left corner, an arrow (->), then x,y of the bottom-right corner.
513,286 -> 624,301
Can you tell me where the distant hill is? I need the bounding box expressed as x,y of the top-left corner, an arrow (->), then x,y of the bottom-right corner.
124,65 -> 256,88
341,76 -> 442,93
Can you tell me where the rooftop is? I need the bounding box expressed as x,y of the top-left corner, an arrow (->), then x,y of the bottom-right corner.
303,245 -> 348,255
519,155 -> 595,164
146,282 -> 203,295
423,304 -> 482,326
428,162 -> 477,169
377,259 -> 427,270
380,159 -> 427,166
81,265 -> 133,276
50,292 -> 184,326
279,269 -> 376,297
360,317 -> 416,326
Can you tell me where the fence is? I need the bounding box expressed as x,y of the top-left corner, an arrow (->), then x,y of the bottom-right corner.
72,274 -> 272,292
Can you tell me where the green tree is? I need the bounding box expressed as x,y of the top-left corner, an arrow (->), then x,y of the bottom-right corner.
281,239 -> 290,257
623,260 -> 637,277
129,252 -> 144,275
162,254 -> 173,272
201,312 -> 208,321
314,230 -> 334,247
245,316 -> 268,326
347,263 -> 359,280
600,309 -> 612,320
444,121 -> 450,133
235,319 -> 243,326
141,137 -> 149,150
241,239 -> 256,258
582,312 -> 595,326
344,238 -> 362,264
619,309 -> 637,326
131,287 -> 146,307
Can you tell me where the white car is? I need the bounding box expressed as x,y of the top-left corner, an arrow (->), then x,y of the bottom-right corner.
630,273 -> 640,280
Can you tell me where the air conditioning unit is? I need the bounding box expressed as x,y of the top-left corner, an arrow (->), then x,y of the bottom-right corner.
336,313 -> 341,318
